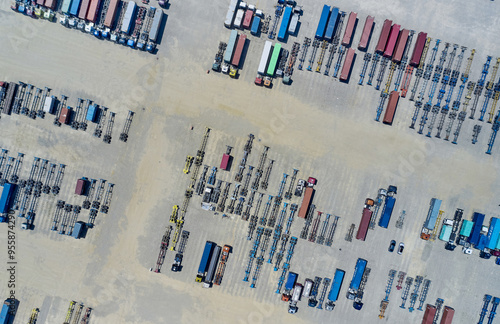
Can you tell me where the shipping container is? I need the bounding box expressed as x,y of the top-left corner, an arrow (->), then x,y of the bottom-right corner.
475,234 -> 488,251
231,34 -> 247,67
340,48 -> 355,81
486,217 -> 500,249
224,30 -> 238,63
358,15 -> 374,50
356,207 -> 372,241
36,0 -> 45,5
393,29 -> 409,63
45,0 -> 57,9
459,220 -> 473,237
422,304 -> 437,324
439,225 -> 452,241
220,154 -> 231,170
224,0 -> 239,28
384,24 -> 401,58
440,306 -> 455,324
75,178 -> 87,195
288,13 -> 299,35
43,96 -> 55,114
196,241 -> 215,282
242,8 -> 253,29
86,0 -> 101,22
149,9 -> 163,43
0,301 -> 10,324
424,198 -> 442,230
379,196 -> 396,228
59,106 -> 71,124
302,279 -> 314,298
234,9 -> 244,29
315,5 -> 331,39
277,6 -> 292,41
375,19 -> 392,53
341,12 -> 357,46
86,104 -> 97,122
251,16 -> 261,35
72,221 -> 85,238
2,83 -> 17,115
347,258 -> 367,299
77,0 -> 90,19
383,91 -> 400,124
469,212 -> 485,246
61,0 -> 72,13
410,32 -> 427,66
323,7 -> 339,42
120,1 -> 136,34
267,43 -> 281,76
258,41 -> 272,75
284,272 -> 298,291
69,0 -> 82,16
298,187 -> 315,218
0,183 -> 16,214
328,269 -> 345,303
104,0 -> 119,28
203,245 -> 221,288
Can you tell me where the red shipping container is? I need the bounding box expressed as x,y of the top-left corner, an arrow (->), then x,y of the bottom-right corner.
86,0 -> 101,22
340,48 -> 355,81
375,19 -> 392,53
75,179 -> 86,195
410,32 -> 428,66
78,0 -> 91,19
36,0 -> 45,5
422,305 -> 437,324
384,24 -> 401,58
104,0 -> 120,28
440,306 -> 455,324
358,15 -> 374,50
356,208 -> 372,241
393,29 -> 409,63
383,91 -> 400,125
341,12 -> 357,46
242,10 -> 253,29
298,187 -> 315,218
44,0 -> 57,9
232,34 -> 247,67
59,107 -> 71,124
220,154 -> 230,170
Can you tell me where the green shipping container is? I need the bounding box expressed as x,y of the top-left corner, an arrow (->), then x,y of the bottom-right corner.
460,220 -> 473,237
439,225 -> 452,241
266,43 -> 281,77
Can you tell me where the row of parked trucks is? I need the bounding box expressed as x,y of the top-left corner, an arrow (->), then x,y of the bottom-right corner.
224,0 -> 263,34
11,0 -> 56,20
195,241 -> 231,288
422,304 -> 455,324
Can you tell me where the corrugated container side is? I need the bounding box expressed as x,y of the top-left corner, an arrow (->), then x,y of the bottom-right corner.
251,16 -> 261,35
75,179 -> 86,195
59,107 -> 71,124
231,34 -> 247,67
224,0 -> 238,28
149,9 -> 163,42
224,30 -> 238,63
486,217 -> 500,249
356,208 -> 372,241
410,32 -> 427,66
69,0 -> 82,16
323,7 -> 339,41
315,5 -> 331,39
422,305 -> 437,324
340,48 -> 355,81
78,0 -> 90,19
86,0 -> 101,22
37,0 -> 45,5
220,154 -> 230,170
0,183 -> 15,213
375,19 -> 392,53
439,225 -> 452,241
469,212 -> 485,245
104,0 -> 119,28
0,302 -> 11,324
358,15 -> 374,50
328,269 -> 345,302
384,24 -> 401,58
383,91 -> 400,124
298,187 -> 314,218
61,0 -> 72,13
2,83 -> 17,115
267,43 -> 282,76
424,198 -> 442,230
257,41 -> 272,75
440,306 -> 454,324
277,6 -> 292,40
45,0 -> 57,9
379,196 -> 396,228
341,12 -> 357,46
393,29 -> 409,63
120,1 -> 136,34
288,14 -> 298,34
459,220 -> 473,237
242,9 -> 253,29
43,96 -> 55,114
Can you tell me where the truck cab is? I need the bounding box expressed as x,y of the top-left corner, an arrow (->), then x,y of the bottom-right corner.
288,284 -> 303,314
229,67 -> 238,78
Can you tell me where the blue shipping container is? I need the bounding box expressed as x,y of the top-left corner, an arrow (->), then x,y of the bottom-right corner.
469,212 -> 485,246
0,302 -> 10,324
328,269 -> 345,302
476,234 -> 488,251
315,5 -> 331,39
487,217 -> 500,249
324,7 -> 339,42
251,16 -> 261,35
198,241 -> 215,274
378,196 -> 396,228
69,0 -> 82,16
284,272 -> 298,291
72,221 -> 85,239
424,198 -> 442,230
86,105 -> 97,122
349,258 -> 367,291
277,6 -> 292,41
0,183 -> 16,215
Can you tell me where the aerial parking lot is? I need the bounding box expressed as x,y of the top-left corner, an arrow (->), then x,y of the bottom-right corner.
1,0 -> 500,323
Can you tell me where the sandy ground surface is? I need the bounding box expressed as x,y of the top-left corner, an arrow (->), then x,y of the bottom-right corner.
0,0 -> 500,323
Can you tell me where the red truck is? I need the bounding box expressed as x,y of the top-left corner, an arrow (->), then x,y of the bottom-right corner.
340,48 -> 355,82
298,187 -> 315,218
358,15 -> 374,50
383,91 -> 400,125
375,19 -> 392,53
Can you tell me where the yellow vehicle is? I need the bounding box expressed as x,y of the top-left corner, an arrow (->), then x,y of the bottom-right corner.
229,67 -> 238,78
264,76 -> 272,87
183,156 -> 193,174
34,7 -> 42,17
169,205 -> 179,223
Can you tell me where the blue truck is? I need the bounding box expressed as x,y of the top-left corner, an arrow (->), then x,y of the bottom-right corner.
325,269 -> 345,311
421,198 -> 442,240
315,5 -> 331,39
347,258 -> 367,300
323,7 -> 339,42
0,183 -> 16,221
281,272 -> 298,301
251,16 -> 261,35
0,300 -> 11,324
86,105 -> 97,122
277,6 -> 292,41
378,186 -> 397,228
196,241 -> 215,282
487,217 -> 500,250
469,212 -> 485,246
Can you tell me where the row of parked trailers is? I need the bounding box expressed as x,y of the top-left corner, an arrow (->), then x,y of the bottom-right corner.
422,304 -> 454,324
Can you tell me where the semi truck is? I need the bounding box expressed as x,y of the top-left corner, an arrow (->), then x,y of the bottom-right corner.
325,269 -> 345,311
231,34 -> 246,69
69,0 -> 82,16
0,183 -> 16,218
302,279 -> 313,298
358,15 -> 374,50
323,7 -> 339,42
104,0 -> 120,28
298,187 -> 314,218
346,258 -> 367,300
195,241 -> 215,282
203,245 -> 221,288
120,1 -> 136,35
375,19 -> 392,53
378,185 -> 397,228
78,0 -> 90,19
356,198 -> 374,241
0,300 -> 11,324
315,4 -> 330,39
383,91 -> 400,125
469,212 -> 485,246
288,283 -> 303,314
266,43 -> 281,77
213,244 -> 230,285
281,272 -> 298,301
277,6 -> 292,41
487,217 -> 500,250
224,0 -> 239,28
421,198 -> 442,239
256,41 -> 272,85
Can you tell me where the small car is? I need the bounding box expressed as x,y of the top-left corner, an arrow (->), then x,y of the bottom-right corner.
397,242 -> 405,255
388,240 -> 396,252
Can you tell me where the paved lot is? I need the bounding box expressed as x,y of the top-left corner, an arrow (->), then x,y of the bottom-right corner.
0,0 -> 499,323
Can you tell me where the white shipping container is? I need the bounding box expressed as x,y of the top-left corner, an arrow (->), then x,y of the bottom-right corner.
233,9 -> 244,29
149,9 -> 163,42
43,96 -> 55,114
257,41 -> 272,75
224,0 -> 239,28
120,1 -> 136,34
288,13 -> 299,34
